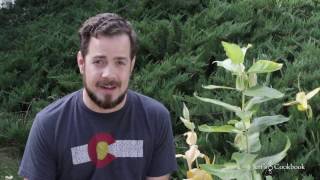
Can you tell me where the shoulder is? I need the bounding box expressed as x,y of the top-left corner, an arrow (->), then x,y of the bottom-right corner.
128,90 -> 170,116
35,90 -> 81,127
128,90 -> 171,131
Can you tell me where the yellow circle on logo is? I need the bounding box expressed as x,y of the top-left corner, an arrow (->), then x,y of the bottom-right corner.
96,141 -> 109,160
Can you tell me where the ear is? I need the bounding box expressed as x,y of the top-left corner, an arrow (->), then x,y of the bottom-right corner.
77,51 -> 85,74
130,56 -> 136,73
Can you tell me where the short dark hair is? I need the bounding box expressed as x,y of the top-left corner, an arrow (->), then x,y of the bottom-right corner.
78,13 -> 137,60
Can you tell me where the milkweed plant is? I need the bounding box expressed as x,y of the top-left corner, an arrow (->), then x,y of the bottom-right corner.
176,103 -> 213,180
283,74 -> 320,119
178,41 -> 292,180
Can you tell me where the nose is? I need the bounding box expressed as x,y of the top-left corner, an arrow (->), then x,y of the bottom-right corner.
101,65 -> 116,80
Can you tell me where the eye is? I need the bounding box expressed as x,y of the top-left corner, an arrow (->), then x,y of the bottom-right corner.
93,60 -> 103,64
116,60 -> 126,66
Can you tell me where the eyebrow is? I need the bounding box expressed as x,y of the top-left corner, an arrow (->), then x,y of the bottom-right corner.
92,55 -> 129,61
92,55 -> 106,60
114,57 -> 129,61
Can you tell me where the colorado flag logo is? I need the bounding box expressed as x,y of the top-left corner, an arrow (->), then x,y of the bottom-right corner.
71,133 -> 143,168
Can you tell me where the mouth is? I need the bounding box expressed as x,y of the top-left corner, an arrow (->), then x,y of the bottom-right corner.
99,84 -> 117,91
101,84 -> 116,89
97,82 -> 119,93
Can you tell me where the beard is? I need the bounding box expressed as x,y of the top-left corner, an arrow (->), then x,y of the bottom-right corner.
83,75 -> 127,110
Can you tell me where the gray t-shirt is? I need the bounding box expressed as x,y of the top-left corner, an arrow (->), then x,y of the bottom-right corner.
19,89 -> 177,180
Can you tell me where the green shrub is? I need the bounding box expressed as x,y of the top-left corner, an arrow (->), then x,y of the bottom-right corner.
1,0 -> 320,178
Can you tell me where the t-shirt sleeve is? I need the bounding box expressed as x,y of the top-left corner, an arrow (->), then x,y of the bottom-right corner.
18,115 -> 56,180
147,107 -> 178,177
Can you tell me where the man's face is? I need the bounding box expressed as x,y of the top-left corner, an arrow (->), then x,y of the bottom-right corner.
78,34 -> 135,111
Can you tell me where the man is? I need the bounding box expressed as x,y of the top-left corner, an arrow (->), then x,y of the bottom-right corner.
18,13 -> 177,180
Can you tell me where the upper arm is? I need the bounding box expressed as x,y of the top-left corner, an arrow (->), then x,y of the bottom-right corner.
18,115 -> 56,180
146,174 -> 170,180
146,105 -> 177,177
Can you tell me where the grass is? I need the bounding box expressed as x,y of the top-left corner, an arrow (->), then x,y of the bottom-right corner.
0,147 -> 22,180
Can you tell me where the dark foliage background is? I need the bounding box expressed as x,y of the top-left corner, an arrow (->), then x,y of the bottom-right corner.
1,0 -> 320,179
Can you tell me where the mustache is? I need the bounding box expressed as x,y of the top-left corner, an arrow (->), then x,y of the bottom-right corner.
96,80 -> 121,87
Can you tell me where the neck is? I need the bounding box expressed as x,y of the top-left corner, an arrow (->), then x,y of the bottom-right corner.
82,89 -> 127,113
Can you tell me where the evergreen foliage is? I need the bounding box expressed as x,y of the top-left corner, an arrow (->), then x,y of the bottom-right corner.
1,0 -> 320,179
